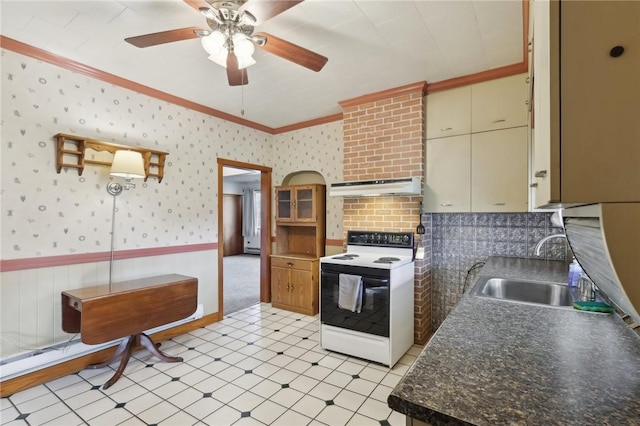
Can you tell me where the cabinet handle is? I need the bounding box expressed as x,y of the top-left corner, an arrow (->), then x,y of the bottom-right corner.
525,76 -> 530,84
530,183 -> 538,188
493,202 -> 506,206
440,127 -> 453,131
440,203 -> 452,207
289,284 -> 294,291
492,119 -> 506,124
287,262 -> 294,267
534,170 -> 547,178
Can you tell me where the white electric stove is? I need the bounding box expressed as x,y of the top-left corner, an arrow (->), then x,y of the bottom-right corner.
319,231 -> 415,367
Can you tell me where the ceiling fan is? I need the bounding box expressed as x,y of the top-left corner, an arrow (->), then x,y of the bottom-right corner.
125,0 -> 328,86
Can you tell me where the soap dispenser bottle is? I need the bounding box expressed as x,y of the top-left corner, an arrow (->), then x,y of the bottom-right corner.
568,258 -> 582,287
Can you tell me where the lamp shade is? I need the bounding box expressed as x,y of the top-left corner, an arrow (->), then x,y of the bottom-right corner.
110,150 -> 145,179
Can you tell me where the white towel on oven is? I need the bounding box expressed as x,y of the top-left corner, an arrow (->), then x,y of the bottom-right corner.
338,273 -> 363,313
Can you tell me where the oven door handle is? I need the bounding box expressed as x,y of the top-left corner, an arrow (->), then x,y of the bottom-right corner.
321,271 -> 389,286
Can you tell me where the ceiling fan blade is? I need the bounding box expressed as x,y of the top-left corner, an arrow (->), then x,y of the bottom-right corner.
255,32 -> 327,72
227,52 -> 249,86
182,0 -> 212,12
125,27 -> 201,48
241,0 -> 303,24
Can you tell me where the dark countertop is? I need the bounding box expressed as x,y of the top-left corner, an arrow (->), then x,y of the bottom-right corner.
388,256 -> 640,426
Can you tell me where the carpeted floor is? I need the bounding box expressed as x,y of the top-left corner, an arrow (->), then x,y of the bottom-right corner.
223,254 -> 261,314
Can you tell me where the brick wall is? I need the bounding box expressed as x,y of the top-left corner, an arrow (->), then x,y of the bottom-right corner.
339,85 -> 432,344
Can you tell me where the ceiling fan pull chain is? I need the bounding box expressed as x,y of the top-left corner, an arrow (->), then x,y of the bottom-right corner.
241,83 -> 245,116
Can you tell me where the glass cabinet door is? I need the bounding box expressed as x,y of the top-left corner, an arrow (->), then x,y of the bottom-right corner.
294,187 -> 315,221
276,187 -> 293,221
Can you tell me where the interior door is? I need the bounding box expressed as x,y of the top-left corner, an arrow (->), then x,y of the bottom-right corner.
223,194 -> 243,256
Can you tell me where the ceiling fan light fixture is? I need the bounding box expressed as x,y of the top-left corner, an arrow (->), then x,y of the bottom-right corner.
201,31 -> 226,56
233,34 -> 254,56
237,55 -> 256,69
208,51 -> 228,68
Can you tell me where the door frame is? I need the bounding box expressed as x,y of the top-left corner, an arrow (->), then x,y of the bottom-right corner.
217,158 -> 272,316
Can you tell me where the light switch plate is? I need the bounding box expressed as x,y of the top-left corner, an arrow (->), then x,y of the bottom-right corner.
415,247 -> 425,260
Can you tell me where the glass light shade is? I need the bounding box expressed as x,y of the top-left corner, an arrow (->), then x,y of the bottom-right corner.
208,51 -> 228,67
110,150 -> 145,179
201,31 -> 226,56
233,34 -> 255,57
237,55 -> 256,69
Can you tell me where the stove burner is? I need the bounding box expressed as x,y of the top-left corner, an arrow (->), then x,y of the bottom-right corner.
332,254 -> 360,260
374,257 -> 401,264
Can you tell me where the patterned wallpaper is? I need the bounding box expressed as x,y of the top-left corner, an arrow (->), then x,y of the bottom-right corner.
0,48 -> 344,261
1,49 -> 277,260
270,125 -> 344,240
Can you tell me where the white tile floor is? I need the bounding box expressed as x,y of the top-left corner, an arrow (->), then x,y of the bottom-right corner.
1,304 -> 421,425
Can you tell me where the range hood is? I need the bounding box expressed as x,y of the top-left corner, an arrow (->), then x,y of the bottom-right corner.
329,177 -> 421,197
561,203 -> 640,326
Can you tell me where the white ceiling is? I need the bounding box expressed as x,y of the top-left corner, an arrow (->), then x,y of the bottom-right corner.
0,0 -> 524,130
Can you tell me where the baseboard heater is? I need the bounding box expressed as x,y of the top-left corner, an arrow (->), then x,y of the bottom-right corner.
244,247 -> 261,255
0,304 -> 204,381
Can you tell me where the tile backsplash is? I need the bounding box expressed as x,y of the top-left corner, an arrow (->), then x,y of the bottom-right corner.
430,212 -> 569,329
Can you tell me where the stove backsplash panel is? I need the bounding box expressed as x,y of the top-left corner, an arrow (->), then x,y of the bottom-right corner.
430,212 -> 569,329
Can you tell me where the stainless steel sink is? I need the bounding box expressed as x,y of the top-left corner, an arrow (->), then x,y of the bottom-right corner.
471,277 -> 576,307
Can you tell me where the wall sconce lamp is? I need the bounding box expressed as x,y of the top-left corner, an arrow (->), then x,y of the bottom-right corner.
107,150 -> 146,196
107,150 -> 146,286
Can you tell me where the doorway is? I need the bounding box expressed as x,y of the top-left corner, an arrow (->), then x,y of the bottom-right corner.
217,158 -> 272,317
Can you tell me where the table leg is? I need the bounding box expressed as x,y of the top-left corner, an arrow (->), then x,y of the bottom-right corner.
139,333 -> 183,363
87,333 -> 182,389
88,337 -> 132,369
102,335 -> 136,390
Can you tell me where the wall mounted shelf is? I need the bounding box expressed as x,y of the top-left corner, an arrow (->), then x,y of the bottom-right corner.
55,133 -> 169,182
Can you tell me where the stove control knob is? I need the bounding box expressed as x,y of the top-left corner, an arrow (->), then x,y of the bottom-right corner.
403,235 -> 409,242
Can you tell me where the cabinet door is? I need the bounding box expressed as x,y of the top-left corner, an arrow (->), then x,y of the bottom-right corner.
294,186 -> 316,222
289,269 -> 313,309
531,0 -> 560,208
424,135 -> 471,212
471,127 -> 528,212
560,0 -> 640,202
472,74 -> 529,133
271,266 -> 290,305
426,86 -> 471,139
275,187 -> 294,222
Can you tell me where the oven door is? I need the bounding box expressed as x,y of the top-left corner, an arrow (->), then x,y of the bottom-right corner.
320,264 -> 390,337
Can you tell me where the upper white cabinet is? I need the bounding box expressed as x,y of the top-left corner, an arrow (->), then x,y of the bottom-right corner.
471,75 -> 529,133
425,73 -> 529,213
426,86 -> 471,139
532,0 -> 640,206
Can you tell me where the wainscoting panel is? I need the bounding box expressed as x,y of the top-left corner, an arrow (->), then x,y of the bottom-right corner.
1,250 -> 217,361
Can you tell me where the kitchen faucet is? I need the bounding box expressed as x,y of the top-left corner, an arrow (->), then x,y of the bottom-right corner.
534,234 -> 567,256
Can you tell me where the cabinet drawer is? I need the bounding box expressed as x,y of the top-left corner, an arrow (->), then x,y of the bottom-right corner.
271,257 -> 315,271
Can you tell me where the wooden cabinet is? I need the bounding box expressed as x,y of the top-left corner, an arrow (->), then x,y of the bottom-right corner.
532,0 -> 640,206
425,74 -> 529,213
425,129 -> 528,213
271,256 -> 318,315
271,184 -> 325,315
275,185 -> 323,223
